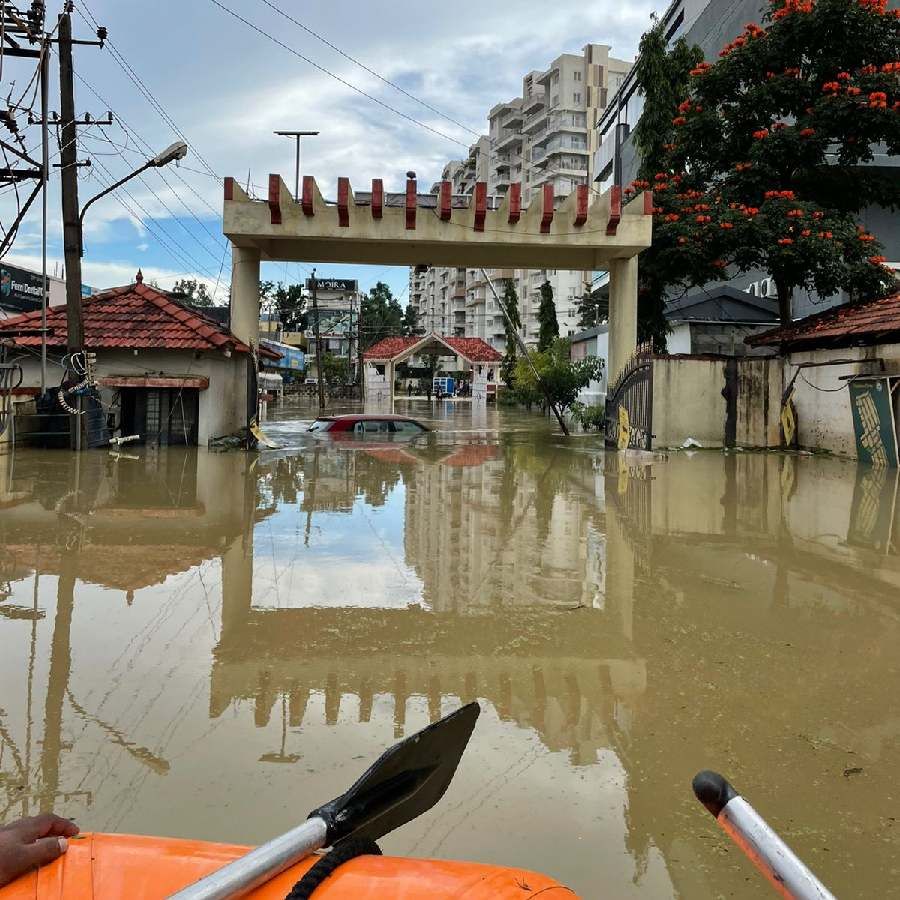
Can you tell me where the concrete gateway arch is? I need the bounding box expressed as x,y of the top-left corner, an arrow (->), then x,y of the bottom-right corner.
224,172 -> 653,420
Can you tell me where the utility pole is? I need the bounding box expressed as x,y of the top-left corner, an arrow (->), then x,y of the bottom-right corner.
310,270 -> 325,414
58,11 -> 83,356
39,37 -> 49,392
357,295 -> 364,394
274,130 -> 318,202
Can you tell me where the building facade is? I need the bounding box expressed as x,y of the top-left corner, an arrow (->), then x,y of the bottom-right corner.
409,44 -> 632,353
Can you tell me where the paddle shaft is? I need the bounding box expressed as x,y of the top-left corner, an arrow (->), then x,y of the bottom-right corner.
167,817 -> 328,900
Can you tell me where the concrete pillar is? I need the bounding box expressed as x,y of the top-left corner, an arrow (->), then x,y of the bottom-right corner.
607,255 -> 639,383
229,245 -> 262,347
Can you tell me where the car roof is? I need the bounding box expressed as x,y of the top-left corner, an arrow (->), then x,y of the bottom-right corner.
326,414 -> 421,421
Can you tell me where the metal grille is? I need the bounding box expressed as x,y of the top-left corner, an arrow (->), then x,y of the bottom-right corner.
605,344 -> 654,451
0,363 -> 23,443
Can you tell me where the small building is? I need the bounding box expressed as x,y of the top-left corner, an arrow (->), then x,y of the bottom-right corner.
0,275 -> 275,448
748,290 -> 900,462
571,286 -> 779,406
362,333 -> 502,405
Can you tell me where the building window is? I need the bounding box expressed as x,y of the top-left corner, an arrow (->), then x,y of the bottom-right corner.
574,71 -> 582,82
574,92 -> 582,105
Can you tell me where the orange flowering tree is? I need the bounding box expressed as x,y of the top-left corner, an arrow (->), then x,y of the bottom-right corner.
629,0 -> 900,327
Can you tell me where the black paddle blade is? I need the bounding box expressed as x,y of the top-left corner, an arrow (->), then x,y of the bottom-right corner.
309,701 -> 481,845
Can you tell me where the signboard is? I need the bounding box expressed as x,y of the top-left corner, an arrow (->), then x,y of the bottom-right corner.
261,340 -> 305,373
849,378 -> 899,468
306,278 -> 357,293
0,264 -> 45,314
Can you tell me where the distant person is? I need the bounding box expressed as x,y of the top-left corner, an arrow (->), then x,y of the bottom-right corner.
407,383 -> 413,397
426,382 -> 432,402
0,814 -> 79,887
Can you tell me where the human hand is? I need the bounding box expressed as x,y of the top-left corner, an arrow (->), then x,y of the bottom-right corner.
0,814 -> 80,887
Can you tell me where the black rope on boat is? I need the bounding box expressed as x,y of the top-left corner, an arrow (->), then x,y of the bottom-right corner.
284,837 -> 382,899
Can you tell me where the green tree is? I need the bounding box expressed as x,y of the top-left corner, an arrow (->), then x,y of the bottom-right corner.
361,281 -> 404,350
500,278 -> 521,388
272,282 -> 306,332
513,339 -> 603,415
633,0 -> 899,327
536,280 -> 559,351
575,286 -> 608,330
172,278 -> 214,307
401,303 -> 421,336
320,352 -> 350,386
630,21 -> 703,349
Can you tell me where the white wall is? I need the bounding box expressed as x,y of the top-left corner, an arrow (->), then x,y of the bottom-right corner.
9,347 -> 248,446
666,324 -> 692,355
786,344 -> 900,458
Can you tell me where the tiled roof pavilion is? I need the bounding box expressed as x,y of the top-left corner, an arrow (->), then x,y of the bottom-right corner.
363,333 -> 502,364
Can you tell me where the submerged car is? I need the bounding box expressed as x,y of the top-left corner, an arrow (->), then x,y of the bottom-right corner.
308,414 -> 430,437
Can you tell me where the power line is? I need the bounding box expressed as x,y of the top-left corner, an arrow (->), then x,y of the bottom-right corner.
205,0 -> 469,150
77,1 -> 219,180
257,0 -> 480,139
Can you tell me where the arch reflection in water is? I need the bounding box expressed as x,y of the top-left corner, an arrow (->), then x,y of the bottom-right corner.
1,441 -> 899,898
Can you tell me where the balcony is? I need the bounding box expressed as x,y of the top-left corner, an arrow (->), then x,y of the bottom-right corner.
496,129 -> 523,152
500,106 -> 524,130
532,139 -> 589,165
524,110 -> 548,134
522,88 -> 546,115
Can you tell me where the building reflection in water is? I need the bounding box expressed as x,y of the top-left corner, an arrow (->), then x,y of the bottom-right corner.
1,441 -> 899,897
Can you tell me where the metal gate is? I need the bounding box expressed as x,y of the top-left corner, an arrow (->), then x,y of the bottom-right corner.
605,345 -> 654,450
0,362 -> 23,443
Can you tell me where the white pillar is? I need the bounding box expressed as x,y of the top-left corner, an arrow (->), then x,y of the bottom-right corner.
229,245 -> 261,347
607,256 -> 639,383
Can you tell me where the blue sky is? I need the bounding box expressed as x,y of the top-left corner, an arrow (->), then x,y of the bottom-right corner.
3,0 -> 663,304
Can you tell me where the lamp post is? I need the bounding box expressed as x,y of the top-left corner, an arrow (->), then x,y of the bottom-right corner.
274,131 -> 318,202
67,141 -> 187,450
78,141 -> 188,254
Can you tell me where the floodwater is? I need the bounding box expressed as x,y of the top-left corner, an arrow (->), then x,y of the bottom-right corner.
1,400 -> 899,898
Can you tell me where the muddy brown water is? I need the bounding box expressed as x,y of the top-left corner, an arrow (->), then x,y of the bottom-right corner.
1,399 -> 899,897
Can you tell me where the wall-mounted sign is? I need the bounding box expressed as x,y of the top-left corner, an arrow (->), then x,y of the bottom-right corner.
0,264 -> 44,313
307,278 -> 358,293
849,377 -> 898,468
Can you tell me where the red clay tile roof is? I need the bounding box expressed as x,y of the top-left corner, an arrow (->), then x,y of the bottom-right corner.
749,291 -> 900,350
363,333 -> 502,363
0,282 -> 258,355
363,336 -> 421,359
442,337 -> 502,363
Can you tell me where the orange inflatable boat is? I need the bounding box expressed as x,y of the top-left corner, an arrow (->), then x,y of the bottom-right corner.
0,832 -> 573,899
0,704 -> 576,898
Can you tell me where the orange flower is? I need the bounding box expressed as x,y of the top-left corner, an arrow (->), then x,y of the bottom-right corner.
822,81 -> 841,93
837,71 -> 851,80
787,209 -> 805,218
868,255 -> 888,264
753,129 -> 769,139
720,222 -> 734,230
801,229 -> 812,237
677,100 -> 692,114
672,116 -> 687,126
712,259 -> 727,268
695,214 -> 712,224
847,86 -> 862,96
799,127 -> 816,137
777,238 -> 794,245
812,211 -> 824,219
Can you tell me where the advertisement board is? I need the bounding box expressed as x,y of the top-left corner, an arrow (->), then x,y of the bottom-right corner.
306,278 -> 358,293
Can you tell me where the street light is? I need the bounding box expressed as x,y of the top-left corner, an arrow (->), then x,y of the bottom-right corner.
78,141 -> 188,256
275,130 -> 318,202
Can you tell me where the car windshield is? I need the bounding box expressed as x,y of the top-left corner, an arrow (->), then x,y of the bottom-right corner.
307,419 -> 333,432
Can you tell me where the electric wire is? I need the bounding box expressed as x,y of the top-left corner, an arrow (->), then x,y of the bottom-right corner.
205,0 -> 470,150
257,0 -> 481,139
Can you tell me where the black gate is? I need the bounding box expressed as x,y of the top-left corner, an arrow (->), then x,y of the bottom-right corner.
605,345 -> 654,450
0,362 -> 23,443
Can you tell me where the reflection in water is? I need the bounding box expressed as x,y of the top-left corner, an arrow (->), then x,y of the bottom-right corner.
1,422 -> 899,898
